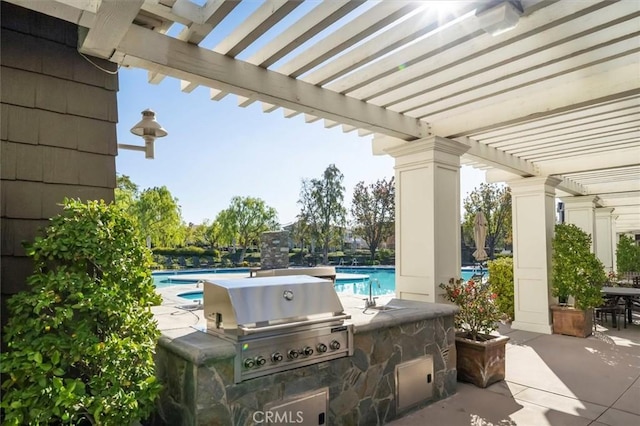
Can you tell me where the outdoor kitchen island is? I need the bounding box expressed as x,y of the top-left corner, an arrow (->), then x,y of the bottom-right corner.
152,276 -> 459,426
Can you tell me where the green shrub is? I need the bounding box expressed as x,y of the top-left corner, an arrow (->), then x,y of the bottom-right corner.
153,246 -> 212,256
487,257 -> 514,321
551,223 -> 606,309
1,199 -> 162,425
616,235 -> 640,273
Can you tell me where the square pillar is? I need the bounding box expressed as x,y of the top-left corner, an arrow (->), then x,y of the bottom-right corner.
386,137 -> 469,303
508,177 -> 561,334
560,195 -> 599,252
595,208 -> 617,273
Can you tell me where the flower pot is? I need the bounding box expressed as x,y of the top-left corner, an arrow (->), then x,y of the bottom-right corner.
551,305 -> 593,338
455,333 -> 509,388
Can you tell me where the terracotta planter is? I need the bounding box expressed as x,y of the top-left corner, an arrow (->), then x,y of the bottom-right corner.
455,333 -> 509,388
551,305 -> 593,338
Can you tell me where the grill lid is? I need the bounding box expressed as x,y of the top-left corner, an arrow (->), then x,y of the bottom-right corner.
203,275 -> 345,330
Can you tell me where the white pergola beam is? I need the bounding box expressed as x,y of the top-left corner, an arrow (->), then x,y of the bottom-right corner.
209,88 -> 227,101
262,103 -> 279,113
246,1 -> 364,68
283,108 -> 300,118
78,0 -> 144,59
431,64 -> 640,138
117,24 -> 431,140
276,1 -> 419,78
537,147 -> 640,175
304,114 -> 321,123
456,137 -> 538,177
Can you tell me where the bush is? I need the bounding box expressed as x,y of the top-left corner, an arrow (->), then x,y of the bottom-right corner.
1,199 -> 162,425
488,257 -> 514,321
551,223 -> 606,310
616,235 -> 640,273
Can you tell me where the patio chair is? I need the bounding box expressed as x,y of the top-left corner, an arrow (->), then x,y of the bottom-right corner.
593,296 -> 626,331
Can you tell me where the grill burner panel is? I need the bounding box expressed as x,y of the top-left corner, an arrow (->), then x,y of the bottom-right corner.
224,325 -> 353,383
202,275 -> 354,383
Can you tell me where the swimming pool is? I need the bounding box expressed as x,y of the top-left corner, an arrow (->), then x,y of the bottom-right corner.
160,266 -> 486,301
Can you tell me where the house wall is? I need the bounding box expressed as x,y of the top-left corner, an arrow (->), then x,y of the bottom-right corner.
1,2 -> 118,307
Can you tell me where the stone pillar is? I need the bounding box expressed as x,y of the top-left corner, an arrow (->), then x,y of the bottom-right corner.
560,195 -> 599,252
595,208 -> 617,273
508,177 -> 561,334
386,136 -> 469,303
260,231 -> 290,270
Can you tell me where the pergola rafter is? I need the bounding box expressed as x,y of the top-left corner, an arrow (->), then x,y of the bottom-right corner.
11,0 -> 638,233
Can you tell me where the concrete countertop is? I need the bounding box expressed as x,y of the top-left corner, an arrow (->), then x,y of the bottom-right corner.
338,294 -> 459,334
152,287 -> 457,366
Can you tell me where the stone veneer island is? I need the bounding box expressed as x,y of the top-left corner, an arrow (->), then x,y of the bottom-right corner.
152,296 -> 458,425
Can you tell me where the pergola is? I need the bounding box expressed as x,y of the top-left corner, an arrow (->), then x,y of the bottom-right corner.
10,0 -> 639,332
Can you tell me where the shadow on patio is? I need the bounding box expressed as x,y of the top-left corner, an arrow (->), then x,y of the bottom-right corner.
390,315 -> 640,426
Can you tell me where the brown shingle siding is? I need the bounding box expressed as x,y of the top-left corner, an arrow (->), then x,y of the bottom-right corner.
1,141 -> 17,180
0,66 -> 37,107
15,143 -> 43,182
77,116 -> 117,155
0,28 -> 42,72
1,2 -> 118,299
41,38 -> 74,80
40,184 -> 115,218
1,218 -> 48,256
35,73 -> 68,113
77,151 -> 116,188
6,104 -> 39,144
73,54 -> 119,90
42,146 -> 78,184
39,109 -> 77,149
2,180 -> 43,219
67,83 -> 117,121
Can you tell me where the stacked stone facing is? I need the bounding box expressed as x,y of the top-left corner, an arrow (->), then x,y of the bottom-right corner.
259,231 -> 289,270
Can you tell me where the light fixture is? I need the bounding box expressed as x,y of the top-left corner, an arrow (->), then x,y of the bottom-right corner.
117,109 -> 168,159
476,0 -> 523,36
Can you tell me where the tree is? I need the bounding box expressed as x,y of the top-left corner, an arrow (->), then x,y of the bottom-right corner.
462,183 -> 512,260
298,164 -> 347,264
114,174 -> 139,213
215,196 -> 279,263
184,220 -> 212,247
136,186 -> 184,247
351,177 -> 395,261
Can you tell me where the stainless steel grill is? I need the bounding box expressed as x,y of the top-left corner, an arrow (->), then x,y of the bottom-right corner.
203,275 -> 353,383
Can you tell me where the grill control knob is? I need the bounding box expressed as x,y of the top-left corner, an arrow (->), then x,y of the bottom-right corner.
271,352 -> 283,363
316,343 -> 328,353
329,340 -> 341,350
287,349 -> 299,360
302,346 -> 314,356
243,358 -> 255,369
255,356 -> 267,367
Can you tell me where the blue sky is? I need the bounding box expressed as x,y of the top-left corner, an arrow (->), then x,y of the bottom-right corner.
114,9 -> 486,226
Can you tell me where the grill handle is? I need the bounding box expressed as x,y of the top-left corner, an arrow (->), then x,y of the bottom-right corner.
238,313 -> 351,335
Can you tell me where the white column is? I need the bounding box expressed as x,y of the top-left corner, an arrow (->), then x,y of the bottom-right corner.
508,177 -> 561,334
595,208 -> 617,273
386,136 -> 469,303
560,195 -> 599,252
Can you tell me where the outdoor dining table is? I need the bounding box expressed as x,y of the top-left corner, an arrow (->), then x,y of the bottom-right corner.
601,286 -> 640,325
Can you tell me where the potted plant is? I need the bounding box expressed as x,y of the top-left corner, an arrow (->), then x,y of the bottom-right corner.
440,278 -> 509,388
550,223 -> 606,337
1,199 -> 162,425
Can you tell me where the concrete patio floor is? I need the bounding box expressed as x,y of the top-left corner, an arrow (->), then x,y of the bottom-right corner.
390,314 -> 640,426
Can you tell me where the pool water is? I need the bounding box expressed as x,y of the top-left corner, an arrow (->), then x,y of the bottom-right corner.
153,268 -> 250,288
161,267 -> 486,301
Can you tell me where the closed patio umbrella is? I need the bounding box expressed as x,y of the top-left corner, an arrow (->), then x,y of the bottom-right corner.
473,211 -> 489,262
